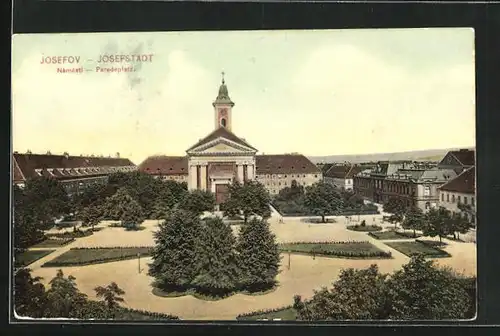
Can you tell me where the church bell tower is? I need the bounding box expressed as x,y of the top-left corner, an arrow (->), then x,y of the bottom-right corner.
213,72 -> 234,131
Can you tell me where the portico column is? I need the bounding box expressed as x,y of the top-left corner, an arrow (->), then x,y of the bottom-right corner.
237,164 -> 244,183
247,164 -> 254,180
200,164 -> 207,191
189,165 -> 198,190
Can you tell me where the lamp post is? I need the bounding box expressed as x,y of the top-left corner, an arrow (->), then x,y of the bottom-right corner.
288,250 -> 291,270
137,253 -> 141,273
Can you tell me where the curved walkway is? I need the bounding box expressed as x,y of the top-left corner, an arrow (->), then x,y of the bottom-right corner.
29,216 -> 476,320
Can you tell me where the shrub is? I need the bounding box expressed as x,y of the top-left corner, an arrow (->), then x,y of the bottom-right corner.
361,220 -> 366,227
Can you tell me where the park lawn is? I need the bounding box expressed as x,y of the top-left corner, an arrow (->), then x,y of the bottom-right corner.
385,241 -> 450,258
31,238 -> 75,248
369,230 -> 421,240
237,307 -> 297,321
279,242 -> 391,258
16,249 -> 56,267
42,247 -> 152,267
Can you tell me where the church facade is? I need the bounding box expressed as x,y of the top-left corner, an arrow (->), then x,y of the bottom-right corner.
139,75 -> 322,204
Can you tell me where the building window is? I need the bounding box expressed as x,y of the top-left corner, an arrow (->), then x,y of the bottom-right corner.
424,185 -> 430,196
471,197 -> 475,206
447,193 -> 450,202
303,174 -> 306,178
441,193 -> 444,201
314,175 -> 318,178
284,175 -> 287,178
458,195 -> 461,203
452,195 -> 455,203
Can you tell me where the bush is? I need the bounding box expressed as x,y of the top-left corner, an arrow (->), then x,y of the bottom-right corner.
41,247 -> 152,267
347,225 -> 382,232
361,220 -> 366,227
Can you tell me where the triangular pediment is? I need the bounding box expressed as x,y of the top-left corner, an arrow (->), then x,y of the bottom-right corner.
188,137 -> 256,155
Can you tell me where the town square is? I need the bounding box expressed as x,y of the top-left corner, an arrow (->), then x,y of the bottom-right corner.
12,29 -> 476,321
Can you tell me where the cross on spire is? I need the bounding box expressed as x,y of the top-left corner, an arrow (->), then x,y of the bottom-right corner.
221,71 -> 225,84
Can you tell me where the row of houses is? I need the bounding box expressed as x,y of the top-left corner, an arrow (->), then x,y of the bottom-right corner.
12,151 -> 322,197
322,149 -> 476,225
12,151 -> 136,195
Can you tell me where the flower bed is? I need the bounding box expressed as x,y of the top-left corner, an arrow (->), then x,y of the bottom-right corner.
346,225 -> 382,232
236,305 -> 297,320
385,241 -> 450,258
46,228 -> 101,239
369,230 -> 422,240
31,238 -> 75,248
279,241 -> 392,259
15,249 -> 56,267
41,246 -> 152,267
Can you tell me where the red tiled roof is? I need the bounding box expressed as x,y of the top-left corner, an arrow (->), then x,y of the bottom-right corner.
450,149 -> 475,167
439,166 -> 475,194
13,153 -> 135,182
324,164 -> 364,179
186,127 -> 257,152
138,156 -> 188,176
256,154 -> 321,175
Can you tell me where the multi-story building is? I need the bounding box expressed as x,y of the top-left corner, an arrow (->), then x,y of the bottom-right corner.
12,151 -> 136,195
254,154 -> 322,195
138,75 -> 321,202
137,156 -> 189,184
437,148 -> 475,174
323,164 -> 364,191
438,166 -> 476,226
354,161 -> 457,212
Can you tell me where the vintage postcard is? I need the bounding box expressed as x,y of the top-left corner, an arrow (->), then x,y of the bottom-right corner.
11,29 -> 476,322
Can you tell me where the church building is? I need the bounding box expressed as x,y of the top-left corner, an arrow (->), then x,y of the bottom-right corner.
139,74 -> 322,204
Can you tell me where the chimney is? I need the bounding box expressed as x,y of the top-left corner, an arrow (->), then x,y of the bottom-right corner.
116,152 -> 120,158
63,151 -> 69,159
46,150 -> 52,155
26,149 -> 32,154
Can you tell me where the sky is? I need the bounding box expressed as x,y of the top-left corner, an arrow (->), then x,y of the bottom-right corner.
12,29 -> 475,164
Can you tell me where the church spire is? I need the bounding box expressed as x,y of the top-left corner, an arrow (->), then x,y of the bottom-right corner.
213,71 -> 234,107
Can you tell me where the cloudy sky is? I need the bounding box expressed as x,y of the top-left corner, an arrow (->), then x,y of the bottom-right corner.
12,29 -> 475,164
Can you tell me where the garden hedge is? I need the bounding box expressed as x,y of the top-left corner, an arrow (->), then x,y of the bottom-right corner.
236,305 -> 294,319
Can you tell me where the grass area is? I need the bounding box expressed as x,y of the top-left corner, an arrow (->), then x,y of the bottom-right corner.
15,249 -> 56,267
42,247 -> 152,267
385,241 -> 450,258
31,238 -> 75,248
346,224 -> 382,232
369,230 -> 421,240
279,241 -> 391,259
237,306 -> 297,321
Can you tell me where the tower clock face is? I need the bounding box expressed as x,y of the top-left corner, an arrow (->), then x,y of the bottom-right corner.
219,108 -> 228,117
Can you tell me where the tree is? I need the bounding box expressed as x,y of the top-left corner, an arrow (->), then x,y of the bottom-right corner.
22,177 -> 71,230
388,255 -> 472,320
102,187 -> 143,223
78,205 -> 103,230
221,181 -> 271,223
45,269 -> 88,318
178,190 -> 216,216
94,282 -> 126,310
293,256 -> 475,321
303,182 -> 343,223
236,218 -> 280,292
14,269 -> 48,318
190,217 -> 239,296
121,197 -> 145,230
450,212 -> 473,240
150,189 -> 176,220
423,207 -> 452,243
383,197 -> 408,229
294,265 -> 391,320
148,209 -> 202,292
402,205 -> 425,238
